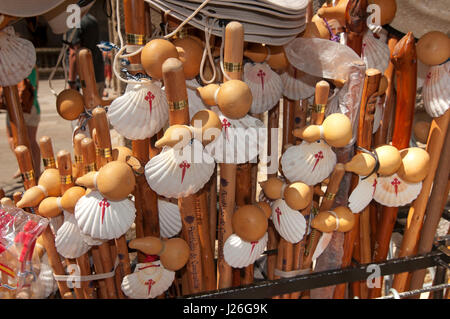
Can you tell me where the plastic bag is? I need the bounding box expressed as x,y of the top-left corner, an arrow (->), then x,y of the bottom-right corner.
0,205 -> 48,298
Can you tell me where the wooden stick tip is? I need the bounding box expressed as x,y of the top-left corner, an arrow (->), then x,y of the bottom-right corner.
162,57 -> 184,74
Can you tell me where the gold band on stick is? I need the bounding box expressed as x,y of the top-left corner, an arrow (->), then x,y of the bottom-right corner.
74,155 -> 84,164
223,62 -> 243,73
126,33 -> 145,46
169,100 -> 188,111
324,192 -> 336,200
85,163 -> 96,172
312,104 -> 326,113
22,170 -> 35,182
60,175 -> 73,185
97,148 -> 112,159
42,157 -> 56,168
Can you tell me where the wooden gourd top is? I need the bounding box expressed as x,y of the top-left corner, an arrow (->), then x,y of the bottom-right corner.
38,136 -> 55,163
223,21 -> 244,81
77,48 -> 103,110
81,137 -> 96,170
57,150 -> 74,193
92,107 -> 112,151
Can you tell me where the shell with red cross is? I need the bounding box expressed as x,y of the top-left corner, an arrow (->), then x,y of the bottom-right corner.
281,140 -> 337,185
121,260 -> 175,299
361,30 -> 390,73
107,81 -> 168,140
223,233 -> 268,268
243,62 -> 283,114
280,64 -> 318,100
74,190 -> 136,240
144,139 -> 215,198
373,173 -> 422,207
271,199 -> 307,244
422,62 -> 449,118
55,211 -> 91,258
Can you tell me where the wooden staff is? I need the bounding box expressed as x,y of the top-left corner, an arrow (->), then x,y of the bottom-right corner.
81,137 -> 97,174
369,33 -> 417,298
3,86 -> 31,149
333,68 -> 381,299
124,0 -> 160,250
162,58 -> 205,293
73,133 -> 86,179
39,136 -> 57,170
15,146 -> 73,298
392,115 -> 450,292
217,21 -> 244,290
92,107 -> 132,298
374,36 -> 399,147
408,127 -> 450,296
344,0 -> 367,56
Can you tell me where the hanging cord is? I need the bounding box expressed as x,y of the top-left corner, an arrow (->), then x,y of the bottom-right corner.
199,17 -> 217,84
112,0 -> 213,85
48,28 -> 77,96
322,18 -> 340,42
376,284 -> 450,299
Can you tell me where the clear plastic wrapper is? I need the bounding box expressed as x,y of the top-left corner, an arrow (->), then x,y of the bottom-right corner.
0,205 -> 49,298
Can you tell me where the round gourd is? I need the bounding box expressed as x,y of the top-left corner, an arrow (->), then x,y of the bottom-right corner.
216,80 -> 252,119
141,39 -> 179,79
284,182 -> 313,210
322,113 -> 352,147
173,37 -> 203,79
60,186 -> 86,213
368,0 -> 397,25
396,147 -> 430,183
96,161 -> 136,201
190,109 -> 222,145
413,121 -> 431,144
56,89 -> 85,120
159,238 -> 190,271
260,177 -> 284,200
416,31 -> 450,66
232,205 -> 268,242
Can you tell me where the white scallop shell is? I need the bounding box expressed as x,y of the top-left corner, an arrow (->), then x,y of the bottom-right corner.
281,140 -> 337,185
280,68 -> 318,100
81,232 -> 105,246
373,96 -> 384,134
271,199 -> 306,244
423,62 -> 450,118
348,174 -> 377,213
374,173 -> 422,207
417,60 -> 429,90
31,253 -> 57,299
0,26 -> 36,86
158,199 -> 182,238
74,190 -> 136,240
223,233 -> 268,268
145,139 -> 215,198
361,30 -> 390,73
243,62 -> 283,114
49,214 -> 64,236
121,260 -> 175,299
186,78 -> 208,120
107,81 -> 168,140
204,110 -> 265,164
312,232 -> 333,261
55,211 -> 91,258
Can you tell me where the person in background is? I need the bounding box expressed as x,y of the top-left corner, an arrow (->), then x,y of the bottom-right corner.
68,13 -> 105,97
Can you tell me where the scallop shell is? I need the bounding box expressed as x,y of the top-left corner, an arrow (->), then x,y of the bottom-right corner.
145,139 -> 215,198
373,173 -> 422,207
121,260 -> 175,299
223,233 -> 268,268
107,81 -> 168,140
348,174 -> 377,213
158,199 -> 182,238
281,140 -> 337,185
204,110 -> 265,164
372,96 -> 384,134
74,190 -> 136,240
243,62 -> 283,114
280,69 -> 317,100
0,26 -> 36,86
271,199 -> 306,244
312,232 -> 333,261
423,62 -> 450,118
55,211 -> 91,258
417,60 -> 429,90
361,30 -> 390,73
49,214 -> 64,236
31,253 -> 57,299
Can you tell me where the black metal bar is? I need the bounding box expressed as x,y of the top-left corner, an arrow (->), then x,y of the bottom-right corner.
185,250 -> 450,299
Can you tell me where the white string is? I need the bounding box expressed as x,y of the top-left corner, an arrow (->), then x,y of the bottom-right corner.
199,18 -> 217,84
56,197 -> 63,211
388,288 -> 401,299
53,257 -> 120,282
36,185 -> 48,197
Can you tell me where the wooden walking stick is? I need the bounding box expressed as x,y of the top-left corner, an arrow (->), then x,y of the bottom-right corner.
161,57 -> 205,293
73,133 -> 86,179
124,0 -> 160,247
217,21 -> 244,290
369,33 -> 417,298
39,136 -> 57,170
3,86 -> 31,150
344,0 -> 367,56
392,113 -> 450,293
15,145 -> 73,298
333,68 -> 381,299
408,127 -> 450,297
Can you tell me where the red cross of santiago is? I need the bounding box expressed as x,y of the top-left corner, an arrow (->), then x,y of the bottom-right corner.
250,241 -> 259,255
275,207 -> 282,226
372,178 -> 378,197
179,160 -> 190,184
145,91 -> 155,113
391,177 -> 401,196
99,198 -> 110,224
257,69 -> 266,91
312,151 -> 324,172
145,279 -> 156,296
222,118 -> 231,140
